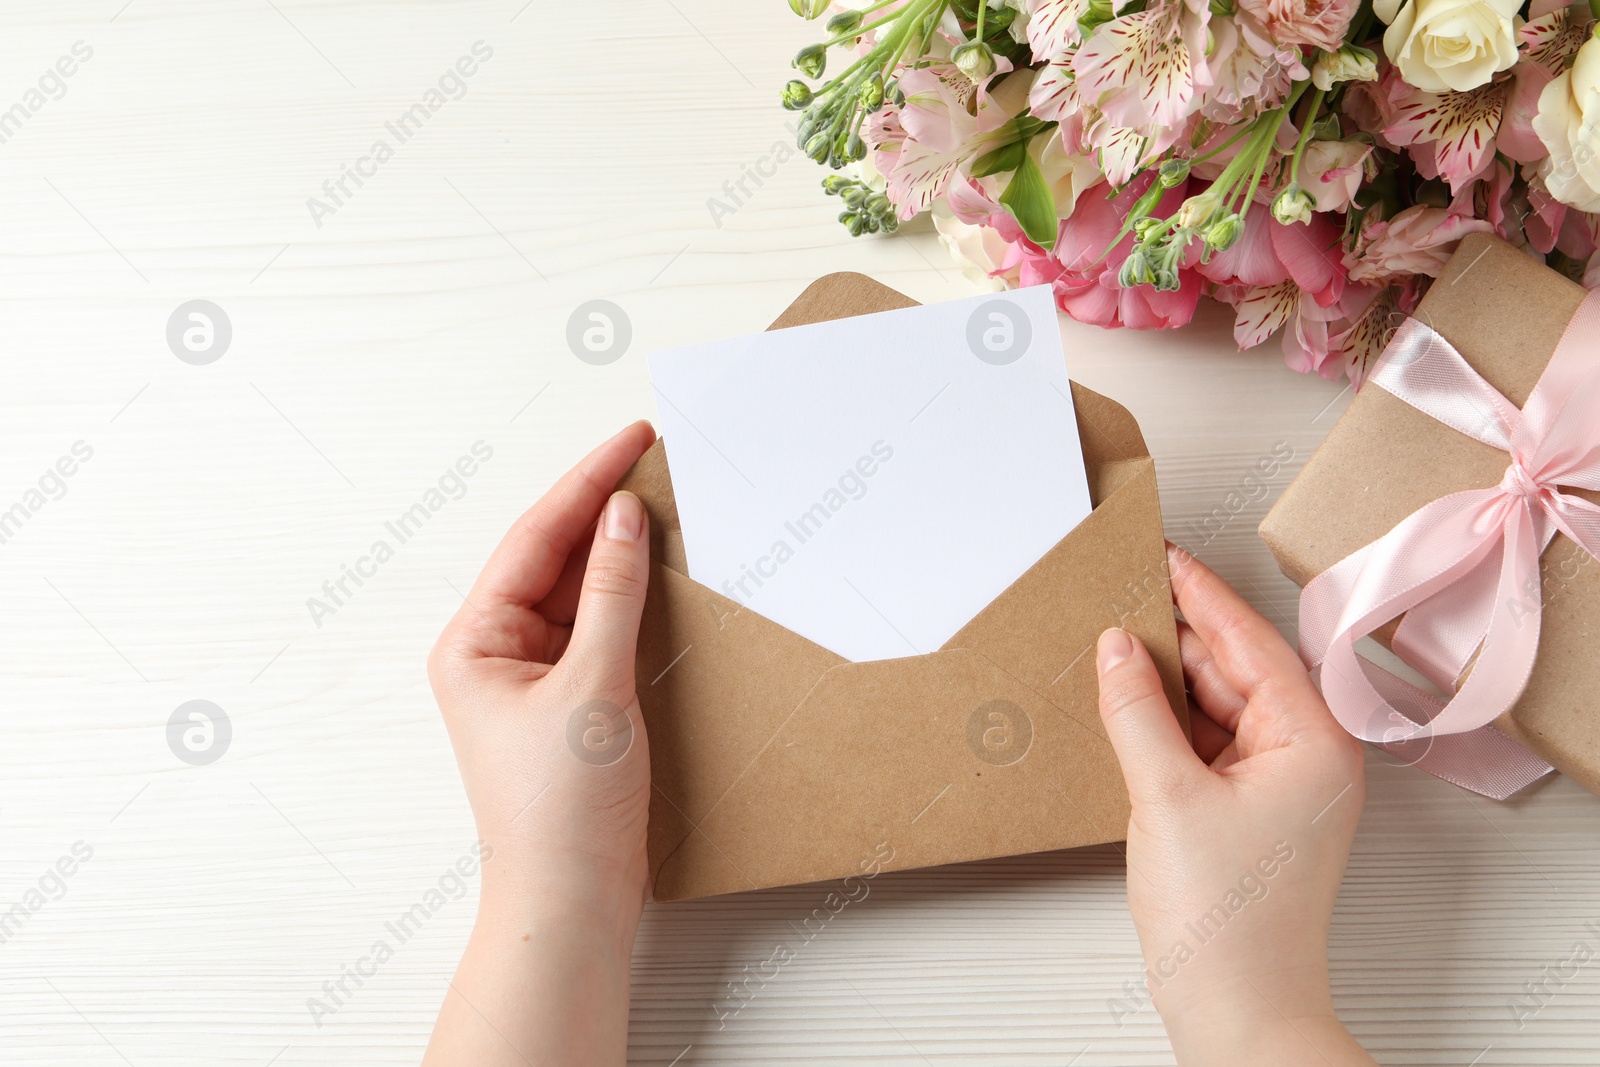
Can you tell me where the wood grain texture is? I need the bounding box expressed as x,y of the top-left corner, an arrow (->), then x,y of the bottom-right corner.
0,2 -> 1596,1065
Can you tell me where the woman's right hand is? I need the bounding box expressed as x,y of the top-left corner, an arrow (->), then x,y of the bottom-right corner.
1094,543 -> 1375,1066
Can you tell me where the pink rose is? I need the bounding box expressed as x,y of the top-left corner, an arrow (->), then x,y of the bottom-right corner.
1344,205 -> 1494,284
1237,0 -> 1360,51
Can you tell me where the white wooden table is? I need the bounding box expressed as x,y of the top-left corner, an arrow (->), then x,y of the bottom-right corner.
2,2 -> 1597,1064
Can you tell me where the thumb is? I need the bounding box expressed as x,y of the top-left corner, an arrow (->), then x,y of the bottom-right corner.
564,491 -> 650,696
1096,628 -> 1203,808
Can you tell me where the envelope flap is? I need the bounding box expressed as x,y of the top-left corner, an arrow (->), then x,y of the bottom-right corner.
942,457 -> 1186,732
766,271 -> 919,331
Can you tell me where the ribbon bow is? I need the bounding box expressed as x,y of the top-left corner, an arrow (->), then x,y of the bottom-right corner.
1299,290 -> 1600,799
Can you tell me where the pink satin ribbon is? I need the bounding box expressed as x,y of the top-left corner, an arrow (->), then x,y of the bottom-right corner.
1298,290 -> 1600,799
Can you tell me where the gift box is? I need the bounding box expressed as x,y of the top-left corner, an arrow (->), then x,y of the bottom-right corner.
1260,234 -> 1600,797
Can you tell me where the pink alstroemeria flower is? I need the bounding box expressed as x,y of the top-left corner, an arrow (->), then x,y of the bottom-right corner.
1200,203 -> 1352,374
1073,0 -> 1215,129
1031,60 -> 1184,185
869,64 -> 1032,221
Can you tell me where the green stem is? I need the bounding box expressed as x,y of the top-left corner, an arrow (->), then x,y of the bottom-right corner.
1288,86 -> 1327,188
855,0 -> 903,17
1221,80 -> 1308,215
814,0 -> 942,96
826,10 -> 902,47
974,0 -> 987,42
1190,123 -> 1255,166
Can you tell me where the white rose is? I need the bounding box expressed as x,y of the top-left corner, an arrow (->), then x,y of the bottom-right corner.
1534,33 -> 1600,212
932,203 -> 1015,290
1375,0 -> 1522,93
1036,133 -> 1100,218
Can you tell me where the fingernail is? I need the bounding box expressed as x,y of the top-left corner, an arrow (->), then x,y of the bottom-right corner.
1098,628 -> 1134,673
604,491 -> 643,542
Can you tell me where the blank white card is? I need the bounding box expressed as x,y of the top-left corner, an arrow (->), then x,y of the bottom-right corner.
647,285 -> 1093,663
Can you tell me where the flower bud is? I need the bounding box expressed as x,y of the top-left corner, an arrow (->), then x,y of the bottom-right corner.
788,0 -> 828,19
826,10 -> 862,35
1271,183 -> 1316,225
821,174 -> 852,196
1117,247 -> 1154,288
1081,0 -> 1115,32
805,130 -> 832,162
1152,266 -> 1182,292
829,129 -> 865,166
1133,216 -> 1164,240
793,43 -> 827,79
1175,195 -> 1213,229
782,79 -> 814,110
951,41 -> 997,83
1203,212 -> 1244,251
859,72 -> 886,112
1311,45 -> 1378,92
1157,158 -> 1191,188
1308,112 -> 1344,142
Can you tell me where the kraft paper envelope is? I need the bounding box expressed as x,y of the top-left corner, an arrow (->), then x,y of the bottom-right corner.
619,273 -> 1186,901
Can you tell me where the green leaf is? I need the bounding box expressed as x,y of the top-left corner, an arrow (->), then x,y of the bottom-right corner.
999,150 -> 1057,248
969,140 -> 1026,178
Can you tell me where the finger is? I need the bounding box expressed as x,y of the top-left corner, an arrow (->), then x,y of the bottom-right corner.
1209,738 -> 1242,772
536,531 -> 594,626
1178,621 -> 1248,734
1096,628 -> 1205,807
1166,542 -> 1315,703
1187,706 -> 1236,765
471,421 -> 655,608
560,491 -> 651,698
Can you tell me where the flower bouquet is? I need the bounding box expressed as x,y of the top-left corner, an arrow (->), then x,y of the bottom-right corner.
781,0 -> 1600,384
